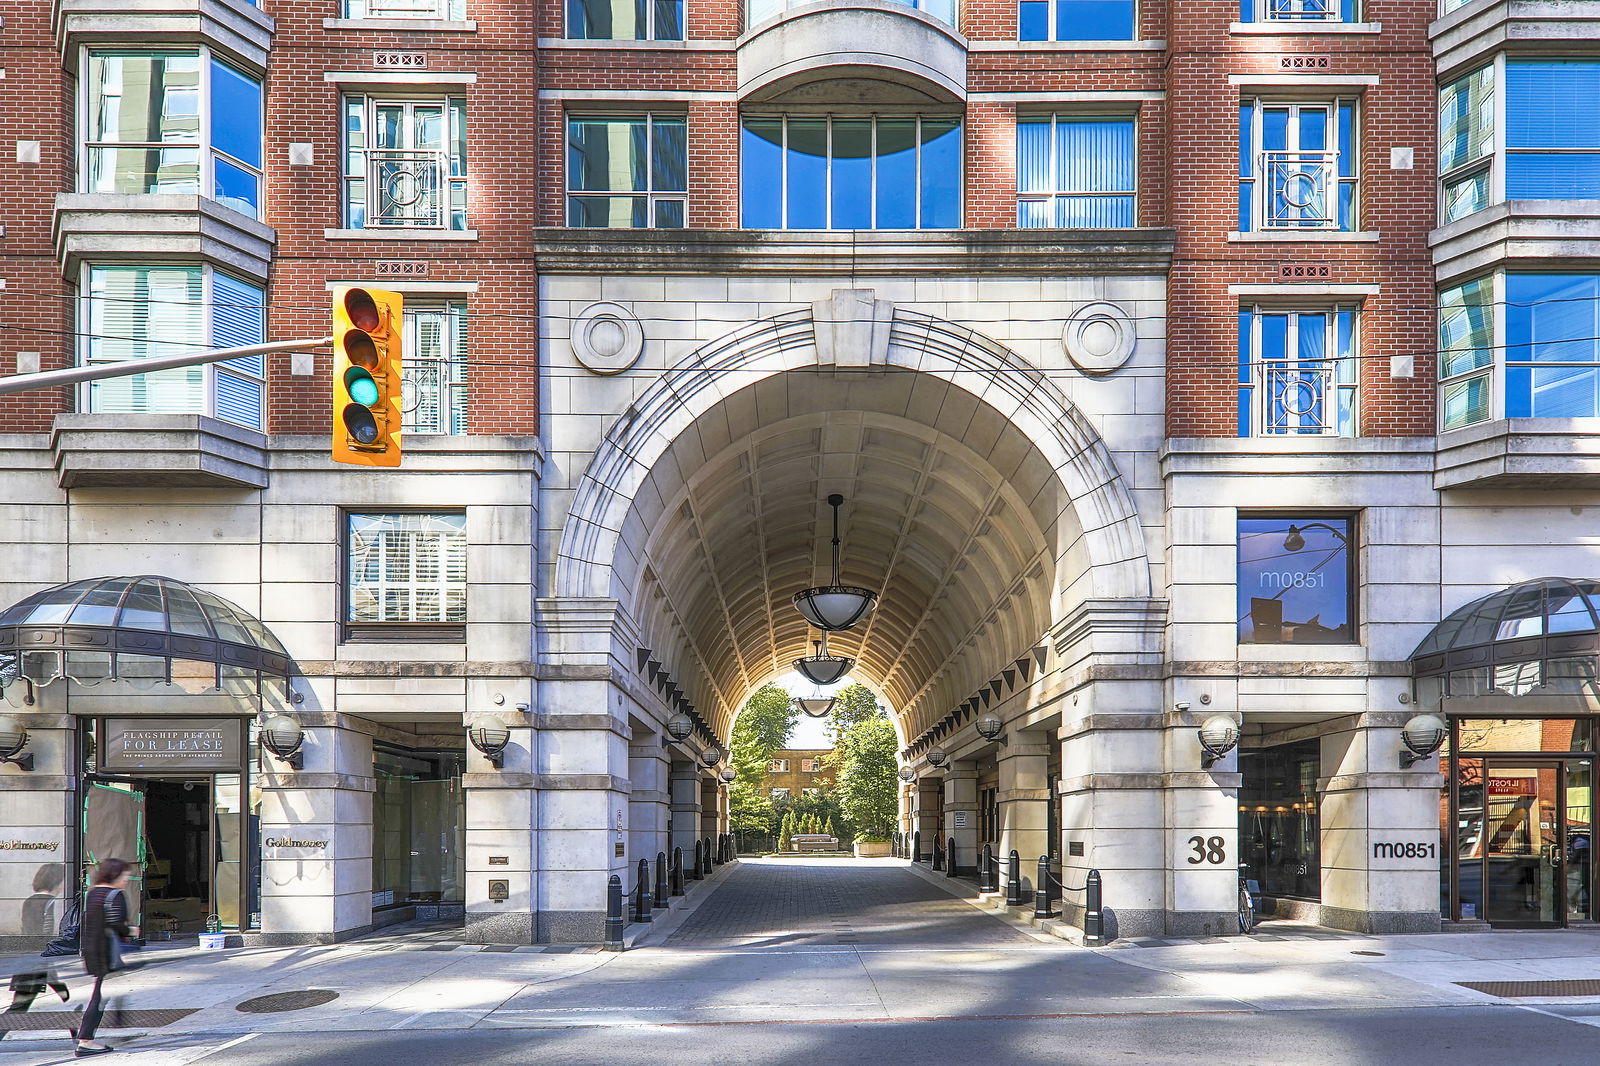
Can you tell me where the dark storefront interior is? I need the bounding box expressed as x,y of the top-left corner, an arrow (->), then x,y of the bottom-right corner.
1239,737 -> 1322,902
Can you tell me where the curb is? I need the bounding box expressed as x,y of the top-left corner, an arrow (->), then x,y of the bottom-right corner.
899,859 -> 1079,946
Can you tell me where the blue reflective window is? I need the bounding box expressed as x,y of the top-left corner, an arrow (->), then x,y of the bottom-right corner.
1021,0 -> 1133,39
1017,115 -> 1135,227
566,114 -> 686,228
1238,0 -> 1355,24
1238,307 -> 1358,437
1506,273 -> 1600,418
739,115 -> 962,229
1237,515 -> 1356,644
566,0 -> 683,41
1239,99 -> 1358,232
1507,60 -> 1600,199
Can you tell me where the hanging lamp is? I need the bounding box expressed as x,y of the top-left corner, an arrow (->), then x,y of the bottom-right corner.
793,634 -> 853,686
793,494 -> 877,631
792,693 -> 837,719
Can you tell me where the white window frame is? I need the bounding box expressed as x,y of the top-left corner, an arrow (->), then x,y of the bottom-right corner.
343,94 -> 469,230
1018,0 -> 1134,41
401,302 -> 468,435
76,262 -> 266,429
79,46 -> 264,220
1015,112 -> 1138,228
770,787 -> 790,799
768,759 -> 790,773
1438,274 -> 1498,432
1240,97 -> 1359,232
345,0 -> 466,17
345,511 -> 469,628
1249,0 -> 1350,22
742,113 -> 964,230
566,0 -> 683,40
1438,61 -> 1497,226
565,113 -> 688,228
1238,304 -> 1359,438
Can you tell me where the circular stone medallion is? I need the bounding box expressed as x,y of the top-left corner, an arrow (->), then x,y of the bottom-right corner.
572,302 -> 645,375
1062,301 -> 1136,375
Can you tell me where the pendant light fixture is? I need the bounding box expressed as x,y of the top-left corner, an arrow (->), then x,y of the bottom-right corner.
793,634 -> 853,686
792,693 -> 837,719
793,494 -> 877,632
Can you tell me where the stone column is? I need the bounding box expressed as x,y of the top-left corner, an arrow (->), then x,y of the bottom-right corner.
1318,715 -> 1442,933
915,777 -> 941,859
464,711 -> 537,945
259,716 -> 374,944
0,710 -> 72,952
997,734 -> 1051,891
942,763 -> 978,875
699,775 -> 719,844
628,732 -> 669,871
1162,711 -> 1242,937
670,760 -> 702,856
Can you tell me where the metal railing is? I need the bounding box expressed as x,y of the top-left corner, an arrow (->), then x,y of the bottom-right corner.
366,149 -> 447,228
1260,360 -> 1336,434
1264,0 -> 1338,19
1033,855 -> 1106,946
1260,150 -> 1338,229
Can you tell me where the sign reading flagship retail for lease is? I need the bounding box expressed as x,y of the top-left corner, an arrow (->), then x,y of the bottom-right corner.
101,718 -> 243,773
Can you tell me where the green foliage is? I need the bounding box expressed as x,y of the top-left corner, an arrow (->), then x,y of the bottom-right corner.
827,683 -> 882,743
832,690 -> 900,840
823,815 -> 836,839
729,785 -> 776,847
730,683 -> 799,788
777,810 -> 795,851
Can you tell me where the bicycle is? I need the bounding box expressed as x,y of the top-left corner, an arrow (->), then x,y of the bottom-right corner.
1237,862 -> 1257,934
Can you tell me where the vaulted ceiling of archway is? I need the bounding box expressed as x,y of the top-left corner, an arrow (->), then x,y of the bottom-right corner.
620,370 -> 1079,745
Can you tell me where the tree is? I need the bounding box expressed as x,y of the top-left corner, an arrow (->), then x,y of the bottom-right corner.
832,692 -> 899,840
824,815 -> 836,839
827,683 -> 882,743
729,683 -> 798,786
730,786 -> 776,853
778,810 -> 795,852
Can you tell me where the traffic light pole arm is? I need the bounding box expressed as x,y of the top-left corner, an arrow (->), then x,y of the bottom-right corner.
0,337 -> 332,396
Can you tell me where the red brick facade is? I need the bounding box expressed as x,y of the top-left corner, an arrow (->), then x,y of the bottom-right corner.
0,0 -> 1438,440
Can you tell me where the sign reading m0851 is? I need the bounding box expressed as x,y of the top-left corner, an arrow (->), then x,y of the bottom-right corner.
1372,841 -> 1436,860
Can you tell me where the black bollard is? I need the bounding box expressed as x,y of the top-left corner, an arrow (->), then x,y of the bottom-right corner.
655,851 -> 669,908
932,834 -> 944,871
672,846 -> 685,896
1034,855 -> 1058,919
691,840 -> 703,880
946,836 -> 958,878
604,874 -> 625,950
1006,849 -> 1023,906
1083,869 -> 1106,945
912,831 -> 922,863
634,858 -> 653,923
704,837 -> 714,867
892,832 -> 901,859
981,844 -> 996,892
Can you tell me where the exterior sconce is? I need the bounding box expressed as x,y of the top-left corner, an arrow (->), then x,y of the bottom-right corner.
260,714 -> 304,770
926,748 -> 947,768
701,747 -> 722,768
898,766 -> 915,782
0,715 -> 33,771
1400,713 -> 1447,768
975,713 -> 1004,742
666,712 -> 694,741
1198,714 -> 1241,770
719,767 -> 737,783
469,715 -> 511,768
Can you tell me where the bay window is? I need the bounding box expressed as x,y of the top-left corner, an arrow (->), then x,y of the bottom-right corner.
1439,65 -> 1493,224
343,96 -> 468,229
83,50 -> 263,219
1238,99 -> 1358,232
741,114 -> 961,230
1017,115 -> 1135,227
566,114 -> 687,227
81,265 -> 265,430
1237,306 -> 1358,437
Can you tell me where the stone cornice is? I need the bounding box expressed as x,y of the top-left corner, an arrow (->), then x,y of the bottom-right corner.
532,227 -> 1176,276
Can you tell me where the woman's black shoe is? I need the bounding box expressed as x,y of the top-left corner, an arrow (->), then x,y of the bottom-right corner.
75,1044 -> 114,1056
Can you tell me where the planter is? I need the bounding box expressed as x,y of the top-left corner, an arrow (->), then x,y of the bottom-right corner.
853,840 -> 892,858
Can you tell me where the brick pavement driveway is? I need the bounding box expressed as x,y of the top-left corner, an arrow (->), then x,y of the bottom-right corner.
664,858 -> 1042,949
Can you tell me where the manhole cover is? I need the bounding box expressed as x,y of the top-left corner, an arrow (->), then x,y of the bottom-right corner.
1351,950 -> 1386,957
1458,980 -> 1600,998
235,990 -> 340,1013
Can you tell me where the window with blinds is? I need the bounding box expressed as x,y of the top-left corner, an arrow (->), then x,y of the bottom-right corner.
346,513 -> 468,639
82,264 -> 265,429
403,303 -> 467,434
1016,115 -> 1135,227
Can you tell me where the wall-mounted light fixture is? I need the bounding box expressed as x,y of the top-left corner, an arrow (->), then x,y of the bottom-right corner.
701,747 -> 722,768
719,767 -> 737,783
259,714 -> 304,770
898,766 -> 915,782
0,715 -> 33,771
666,712 -> 693,741
1399,713 -> 1447,768
468,715 -> 511,768
1198,714 -> 1240,770
975,712 -> 1005,742
926,748 -> 947,768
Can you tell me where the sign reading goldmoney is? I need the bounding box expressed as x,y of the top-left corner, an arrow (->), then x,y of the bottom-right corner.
101,718 -> 244,774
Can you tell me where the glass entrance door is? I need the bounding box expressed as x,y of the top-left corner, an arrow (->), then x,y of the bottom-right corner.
1481,760 -> 1573,926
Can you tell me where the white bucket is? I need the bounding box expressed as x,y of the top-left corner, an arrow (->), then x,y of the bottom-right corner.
198,932 -> 227,950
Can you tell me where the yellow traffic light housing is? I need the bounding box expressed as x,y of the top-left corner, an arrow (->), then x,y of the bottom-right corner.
332,286 -> 403,467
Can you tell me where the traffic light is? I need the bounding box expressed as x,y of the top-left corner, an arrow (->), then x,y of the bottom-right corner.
332,285 -> 402,467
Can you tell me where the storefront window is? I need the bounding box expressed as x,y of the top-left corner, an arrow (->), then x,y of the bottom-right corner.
372,743 -> 465,908
1237,514 -> 1356,644
1238,737 -> 1321,900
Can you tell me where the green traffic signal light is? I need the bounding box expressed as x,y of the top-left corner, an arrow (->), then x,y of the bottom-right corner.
343,366 -> 379,406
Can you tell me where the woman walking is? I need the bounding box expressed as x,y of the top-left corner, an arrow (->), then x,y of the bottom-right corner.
75,858 -> 138,1057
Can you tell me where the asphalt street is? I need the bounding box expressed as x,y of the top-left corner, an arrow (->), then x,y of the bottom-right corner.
3,859 -> 1600,1066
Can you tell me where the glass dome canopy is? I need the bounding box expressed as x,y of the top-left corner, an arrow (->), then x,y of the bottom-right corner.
0,576 -> 293,698
1411,577 -> 1600,679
